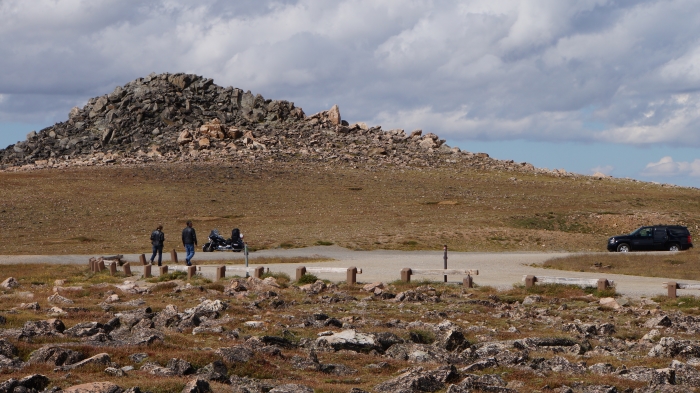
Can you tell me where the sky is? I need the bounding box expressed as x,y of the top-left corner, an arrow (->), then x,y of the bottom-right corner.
2,0 -> 700,186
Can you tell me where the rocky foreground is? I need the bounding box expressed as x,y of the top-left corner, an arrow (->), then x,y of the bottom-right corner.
0,272 -> 699,392
0,72 -> 594,180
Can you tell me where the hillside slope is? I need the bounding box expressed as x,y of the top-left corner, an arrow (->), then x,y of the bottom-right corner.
0,73 -> 698,255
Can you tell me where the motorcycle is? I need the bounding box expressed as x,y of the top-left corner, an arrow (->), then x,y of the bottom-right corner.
202,229 -> 244,252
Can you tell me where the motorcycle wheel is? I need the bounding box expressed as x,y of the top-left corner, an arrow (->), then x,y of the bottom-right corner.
202,243 -> 212,252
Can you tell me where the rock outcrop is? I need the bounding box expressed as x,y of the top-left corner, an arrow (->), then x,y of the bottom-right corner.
0,72 -> 565,179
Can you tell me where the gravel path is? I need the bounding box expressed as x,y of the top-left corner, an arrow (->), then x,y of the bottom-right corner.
0,245 -> 694,298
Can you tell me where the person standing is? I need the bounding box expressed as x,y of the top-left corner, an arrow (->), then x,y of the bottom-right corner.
149,225 -> 165,266
182,220 -> 197,266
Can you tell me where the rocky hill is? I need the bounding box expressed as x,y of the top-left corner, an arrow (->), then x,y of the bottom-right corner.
0,72 -> 580,178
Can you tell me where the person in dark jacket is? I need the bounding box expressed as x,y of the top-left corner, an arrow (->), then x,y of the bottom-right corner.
149,225 -> 165,266
182,220 -> 197,266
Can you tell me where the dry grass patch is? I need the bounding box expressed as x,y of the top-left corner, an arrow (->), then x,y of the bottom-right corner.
543,248 -> 700,280
2,161 -> 700,255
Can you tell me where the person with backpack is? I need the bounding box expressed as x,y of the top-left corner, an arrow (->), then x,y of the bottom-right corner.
149,225 -> 165,266
182,220 -> 197,266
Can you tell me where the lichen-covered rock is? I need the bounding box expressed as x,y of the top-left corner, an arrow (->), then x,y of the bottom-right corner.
62,381 -> 123,393
28,345 -> 84,366
268,384 -> 314,393
0,339 -> 18,358
216,345 -> 254,364
18,319 -> 65,340
374,365 -> 459,393
56,353 -> 112,371
166,358 -> 194,376
181,378 -> 212,393
196,360 -> 229,384
0,277 -> 20,289
315,330 -> 380,353
230,375 -> 275,393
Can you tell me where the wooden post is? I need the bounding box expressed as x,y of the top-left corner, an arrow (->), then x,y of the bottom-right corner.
253,266 -> 264,279
525,275 -> 536,288
97,260 -> 106,272
187,265 -> 196,280
668,282 -> 677,298
443,245 -> 448,283
296,266 -> 307,281
123,262 -> 131,277
143,264 -> 152,278
171,249 -> 178,263
401,268 -> 412,283
597,278 -> 609,291
139,254 -> 147,265
216,266 -> 226,281
347,267 -> 358,285
109,261 -> 117,276
159,265 -> 168,276
89,257 -> 95,270
463,275 -> 473,288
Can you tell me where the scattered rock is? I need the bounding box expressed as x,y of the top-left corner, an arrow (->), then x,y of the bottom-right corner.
181,378 -> 212,393
0,277 -> 20,289
62,381 -> 123,393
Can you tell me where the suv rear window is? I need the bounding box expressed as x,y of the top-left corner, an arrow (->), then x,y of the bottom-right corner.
669,228 -> 689,236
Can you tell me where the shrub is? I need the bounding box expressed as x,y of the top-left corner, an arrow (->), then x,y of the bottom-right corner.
409,329 -> 435,344
296,273 -> 319,285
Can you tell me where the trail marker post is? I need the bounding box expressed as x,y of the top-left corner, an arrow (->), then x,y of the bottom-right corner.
443,245 -> 448,283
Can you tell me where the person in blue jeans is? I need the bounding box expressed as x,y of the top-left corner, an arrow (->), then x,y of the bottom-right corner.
181,220 -> 197,266
149,225 -> 165,266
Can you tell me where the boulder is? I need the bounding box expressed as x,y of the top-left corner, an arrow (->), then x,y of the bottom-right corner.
327,105 -> 341,126
166,358 -> 195,375
62,382 -> 123,393
0,339 -> 18,358
216,345 -> 254,364
229,376 -> 275,393
269,385 -> 314,393
315,330 -> 380,352
57,353 -> 112,371
19,319 -> 65,339
0,277 -> 20,289
375,365 -> 458,393
196,360 -> 229,383
181,378 -> 212,393
645,315 -> 673,328
47,293 -> 74,305
28,346 -> 84,366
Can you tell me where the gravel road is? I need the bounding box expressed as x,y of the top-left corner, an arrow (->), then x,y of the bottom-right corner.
0,245 -> 694,298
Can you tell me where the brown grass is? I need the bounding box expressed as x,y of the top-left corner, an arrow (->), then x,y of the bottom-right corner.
542,248 -> 700,280
1,263 -> 700,391
1,161 -> 699,255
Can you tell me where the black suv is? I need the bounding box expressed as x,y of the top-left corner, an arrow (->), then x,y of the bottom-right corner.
607,225 -> 693,252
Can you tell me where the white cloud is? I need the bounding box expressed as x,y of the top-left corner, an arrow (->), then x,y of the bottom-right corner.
3,0 -> 700,149
641,156 -> 700,177
591,165 -> 614,175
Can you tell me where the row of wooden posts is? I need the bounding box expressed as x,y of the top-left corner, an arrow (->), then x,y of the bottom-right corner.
89,256 -> 697,298
88,256 -> 268,281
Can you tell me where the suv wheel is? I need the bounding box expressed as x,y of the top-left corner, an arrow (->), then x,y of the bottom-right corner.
669,243 -> 681,251
617,243 -> 630,253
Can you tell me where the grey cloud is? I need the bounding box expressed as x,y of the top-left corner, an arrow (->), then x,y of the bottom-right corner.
2,0 -> 700,148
